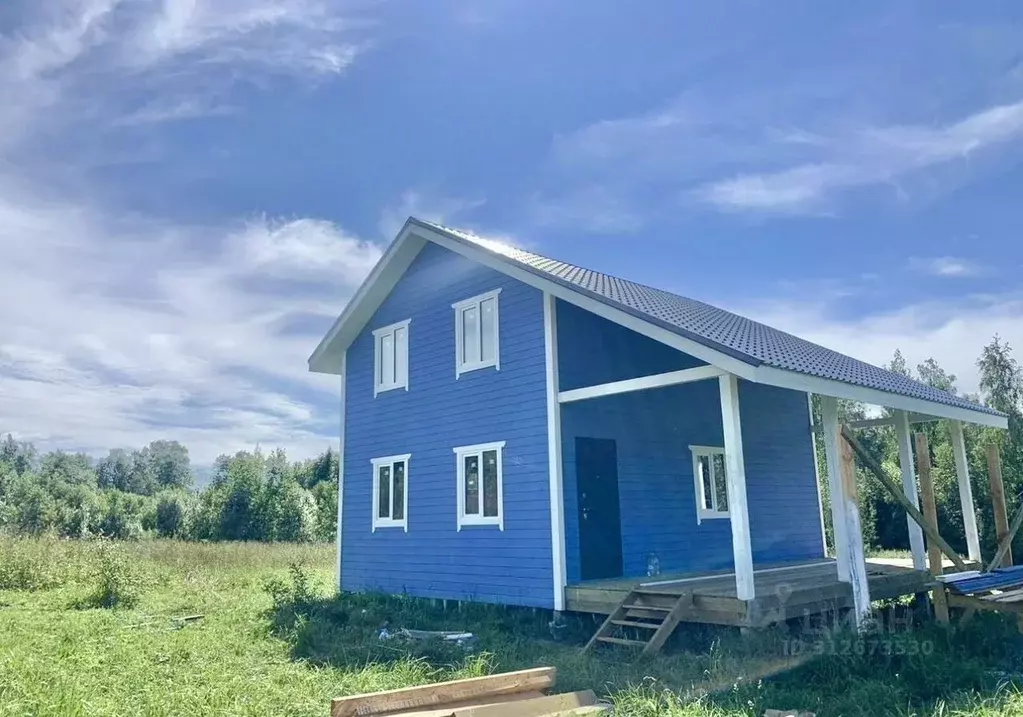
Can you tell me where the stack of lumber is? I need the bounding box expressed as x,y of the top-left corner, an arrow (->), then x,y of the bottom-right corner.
330,667 -> 606,717
942,566 -> 1023,618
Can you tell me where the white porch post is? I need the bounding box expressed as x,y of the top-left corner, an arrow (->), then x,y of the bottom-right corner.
838,427 -> 872,626
336,350 -> 347,593
819,396 -> 851,582
543,293 -> 568,610
950,421 -> 982,563
719,374 -> 755,601
894,410 -> 926,570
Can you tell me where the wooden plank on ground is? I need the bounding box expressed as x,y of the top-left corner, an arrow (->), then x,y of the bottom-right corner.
451,690 -> 596,717
916,432 -> 949,624
988,444 -> 1012,568
397,692 -> 546,717
841,426 -> 967,572
330,668 -> 556,717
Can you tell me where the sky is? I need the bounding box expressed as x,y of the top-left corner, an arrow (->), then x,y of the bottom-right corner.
1,1 -> 1022,465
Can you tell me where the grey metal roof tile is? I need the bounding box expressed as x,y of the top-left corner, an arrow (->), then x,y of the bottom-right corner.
416,219 -> 1002,418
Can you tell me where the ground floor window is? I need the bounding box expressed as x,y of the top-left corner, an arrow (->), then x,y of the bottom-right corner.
690,445 -> 729,523
454,441 -> 505,530
371,454 -> 410,531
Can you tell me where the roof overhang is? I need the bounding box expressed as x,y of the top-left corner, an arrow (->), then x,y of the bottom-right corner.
753,365 -> 1008,430
309,218 -> 1008,431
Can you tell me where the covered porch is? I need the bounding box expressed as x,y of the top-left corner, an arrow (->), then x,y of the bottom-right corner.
548,299 -> 1007,629
545,296 -> 1008,634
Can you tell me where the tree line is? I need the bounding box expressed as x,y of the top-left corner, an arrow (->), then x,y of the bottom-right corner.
0,438 -> 338,542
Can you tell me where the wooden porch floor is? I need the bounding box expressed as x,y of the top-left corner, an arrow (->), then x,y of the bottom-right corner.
566,559 -> 934,628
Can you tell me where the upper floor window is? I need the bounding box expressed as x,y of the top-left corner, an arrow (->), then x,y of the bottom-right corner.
452,289 -> 501,377
690,445 -> 729,524
454,441 -> 505,530
371,454 -> 410,531
373,319 -> 409,396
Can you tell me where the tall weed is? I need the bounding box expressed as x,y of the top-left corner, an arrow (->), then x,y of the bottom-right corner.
76,541 -> 149,609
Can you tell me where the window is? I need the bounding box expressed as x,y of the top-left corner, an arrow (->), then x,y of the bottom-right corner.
371,454 -> 410,531
452,289 -> 501,377
690,446 -> 729,523
373,319 -> 410,395
454,441 -> 505,529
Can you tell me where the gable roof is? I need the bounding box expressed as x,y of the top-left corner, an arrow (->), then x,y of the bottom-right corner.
310,217 -> 1007,429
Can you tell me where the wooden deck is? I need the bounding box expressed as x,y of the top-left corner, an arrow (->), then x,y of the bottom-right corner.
566,559 -> 935,628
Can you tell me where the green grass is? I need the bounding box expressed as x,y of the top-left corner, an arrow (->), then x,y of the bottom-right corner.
2,537 -> 1023,716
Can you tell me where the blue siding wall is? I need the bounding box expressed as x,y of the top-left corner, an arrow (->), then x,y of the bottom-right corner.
558,301 -> 824,583
556,301 -> 706,391
342,242 -> 553,608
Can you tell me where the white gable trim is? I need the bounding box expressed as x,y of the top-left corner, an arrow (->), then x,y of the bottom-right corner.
309,219 -> 1008,429
309,225 -> 427,374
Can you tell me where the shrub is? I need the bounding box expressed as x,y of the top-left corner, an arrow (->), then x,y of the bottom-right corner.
154,491 -> 190,538
78,541 -> 148,609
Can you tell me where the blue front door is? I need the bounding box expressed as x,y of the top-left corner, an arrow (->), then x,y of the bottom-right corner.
575,437 -> 624,580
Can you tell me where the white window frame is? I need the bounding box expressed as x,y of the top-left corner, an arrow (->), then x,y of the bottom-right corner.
690,445 -> 730,524
452,289 -> 501,378
454,441 -> 505,530
371,453 -> 411,531
373,319 -> 410,396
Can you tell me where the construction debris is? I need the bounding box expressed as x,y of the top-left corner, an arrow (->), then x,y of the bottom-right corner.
377,626 -> 478,650
330,666 -> 608,717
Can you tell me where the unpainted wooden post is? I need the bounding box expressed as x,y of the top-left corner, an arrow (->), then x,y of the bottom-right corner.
838,426 -> 871,626
916,432 -> 949,624
987,444 -> 1012,568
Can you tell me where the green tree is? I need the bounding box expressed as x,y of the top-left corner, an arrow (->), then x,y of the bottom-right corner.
2,473 -> 56,534
154,491 -> 190,538
147,441 -> 192,490
96,449 -> 133,491
917,358 -> 958,394
978,335 -> 1023,415
39,451 -> 96,487
1,435 -> 37,476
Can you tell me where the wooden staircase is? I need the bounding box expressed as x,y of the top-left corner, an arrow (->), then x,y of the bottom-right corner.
582,588 -> 692,657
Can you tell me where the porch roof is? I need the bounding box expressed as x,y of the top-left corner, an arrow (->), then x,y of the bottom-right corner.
309,217 -> 1007,429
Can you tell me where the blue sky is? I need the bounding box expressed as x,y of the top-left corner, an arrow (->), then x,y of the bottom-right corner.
1,1 -> 1022,464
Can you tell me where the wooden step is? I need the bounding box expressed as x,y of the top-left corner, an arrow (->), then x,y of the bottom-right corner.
622,603 -> 672,612
611,619 -> 661,629
596,636 -> 647,647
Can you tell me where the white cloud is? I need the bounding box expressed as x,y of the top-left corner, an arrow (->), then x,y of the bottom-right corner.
0,187 -> 381,463
909,256 -> 985,278
697,100 -> 1023,213
0,0 -> 369,154
377,190 -> 486,240
0,0 -> 379,463
541,90 -> 1023,225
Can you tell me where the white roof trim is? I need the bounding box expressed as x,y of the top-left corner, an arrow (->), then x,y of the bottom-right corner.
752,365 -> 1008,430
308,219 -> 1007,429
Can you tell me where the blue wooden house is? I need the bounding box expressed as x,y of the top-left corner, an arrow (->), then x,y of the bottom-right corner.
309,218 -> 1006,628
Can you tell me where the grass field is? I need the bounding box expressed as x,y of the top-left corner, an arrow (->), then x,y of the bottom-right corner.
3,538 -> 1023,716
